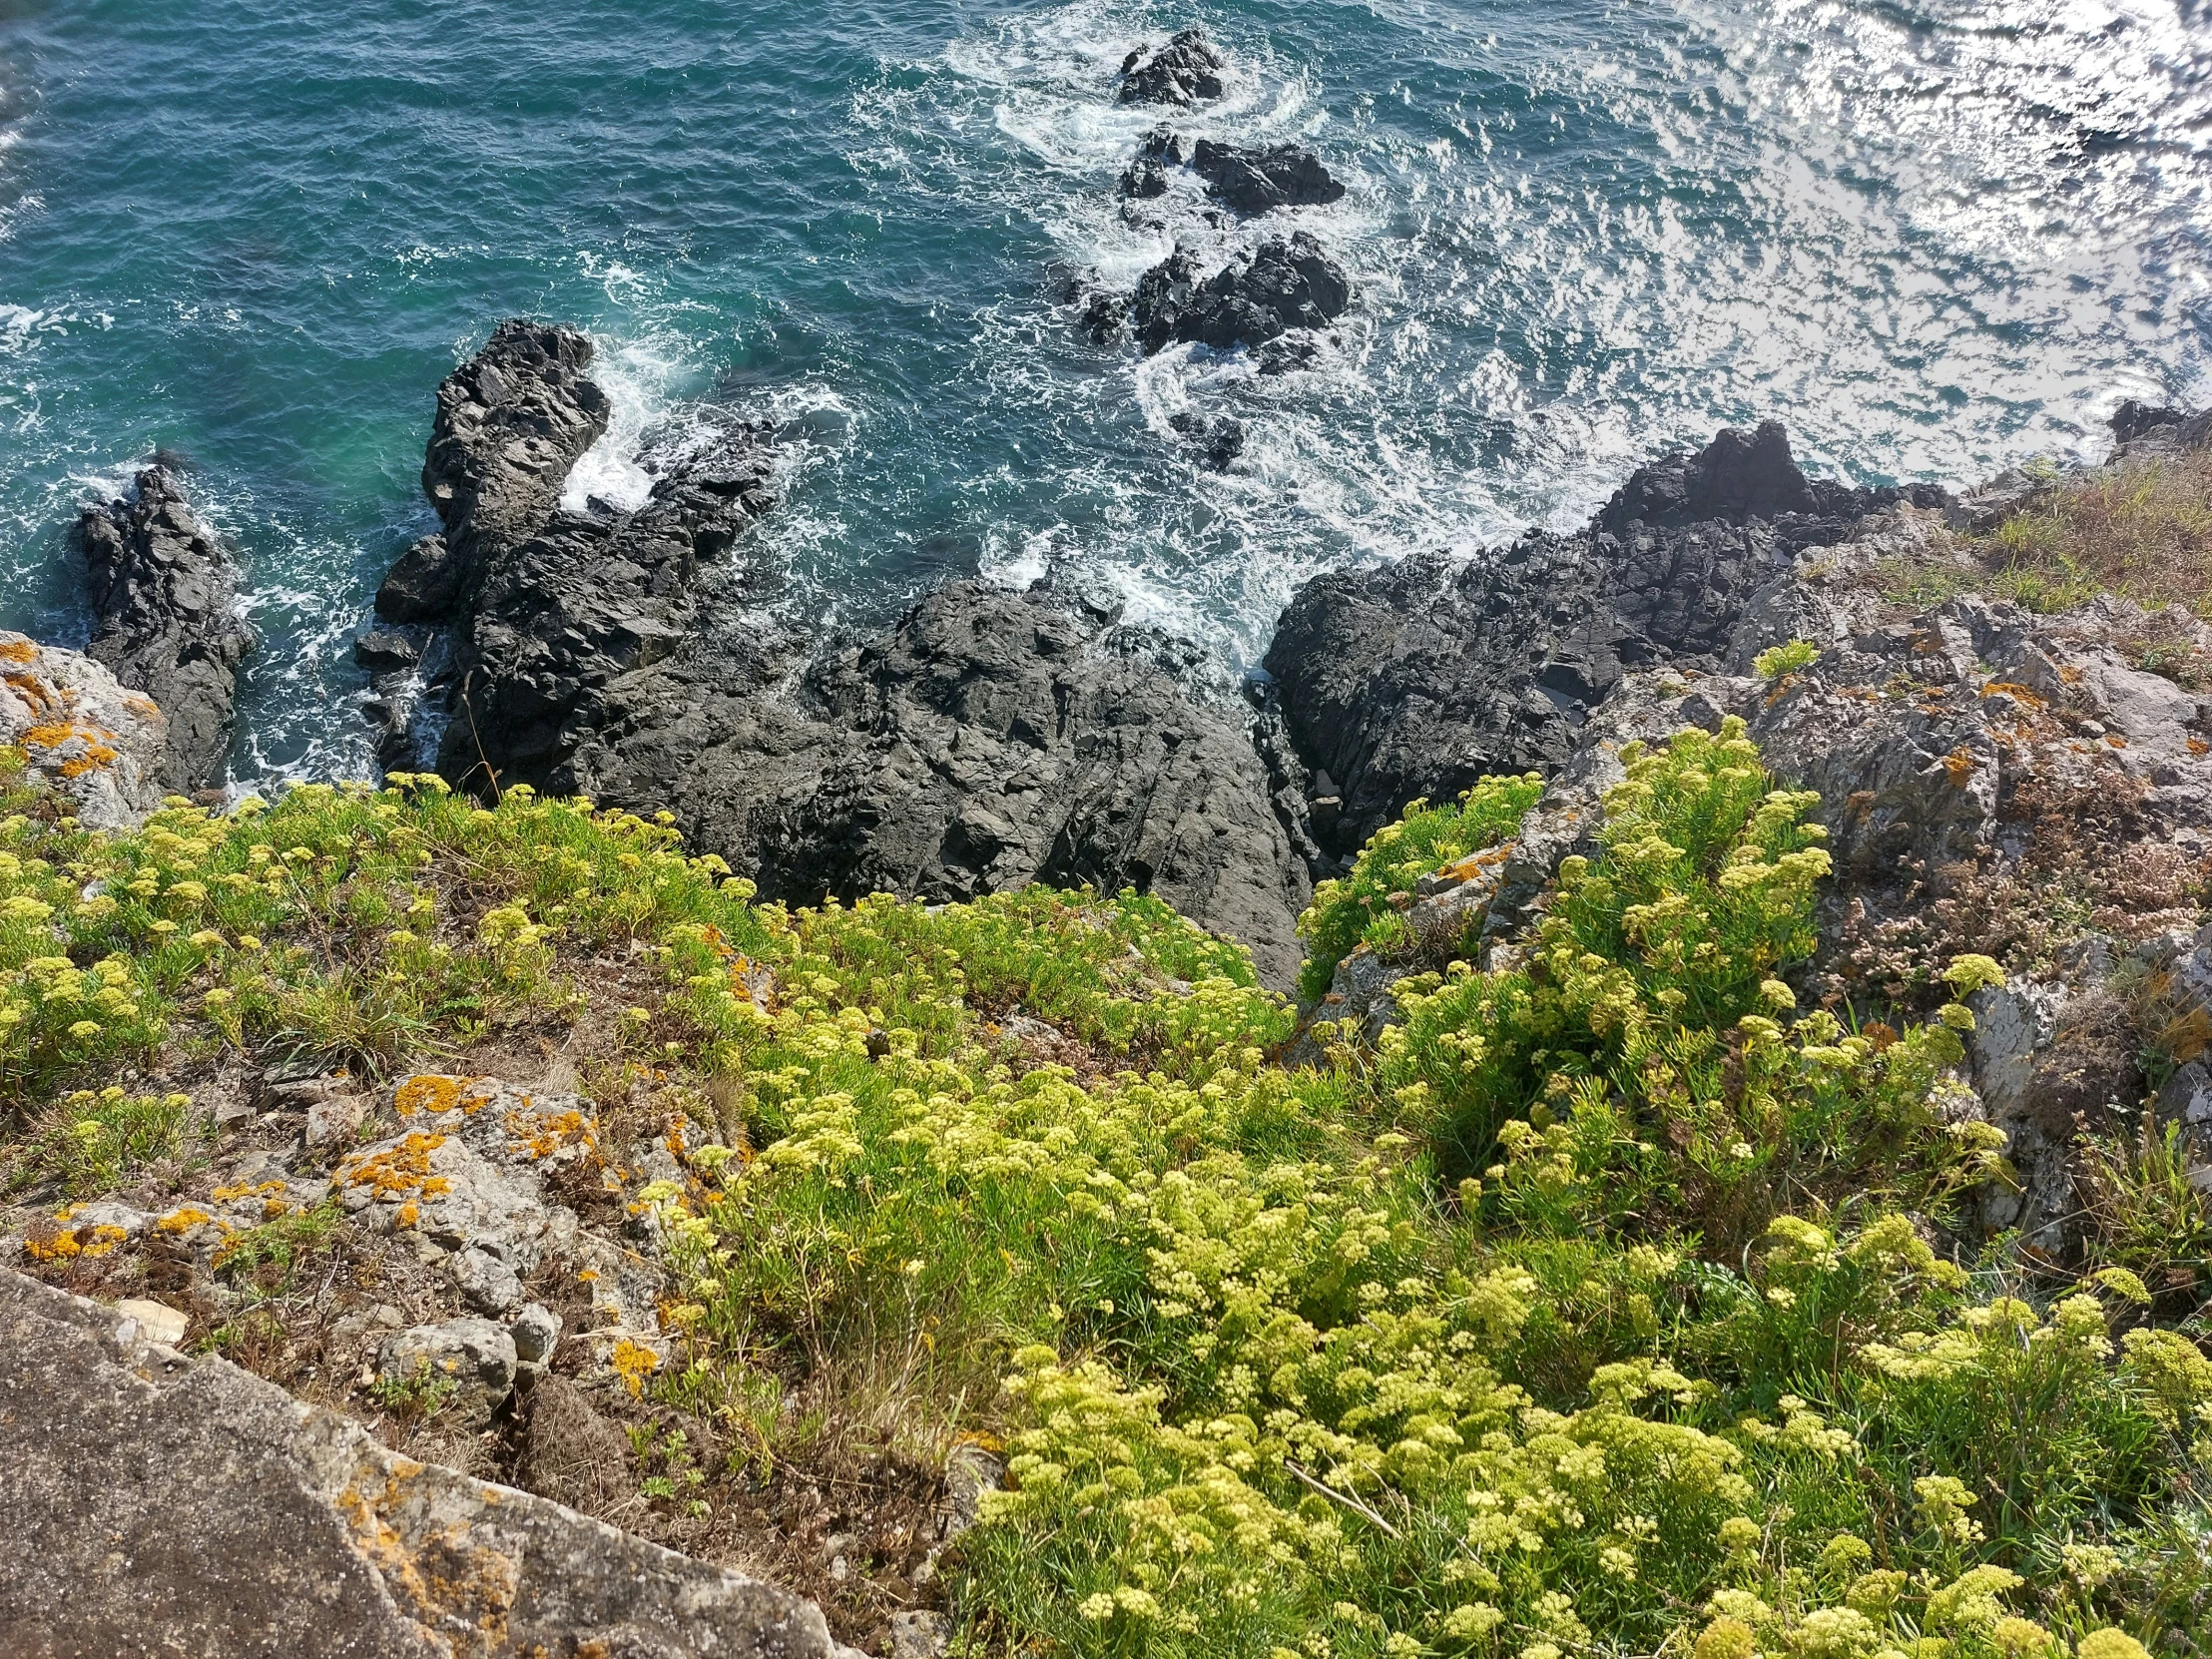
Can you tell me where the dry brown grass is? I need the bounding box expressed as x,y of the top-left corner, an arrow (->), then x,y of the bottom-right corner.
1976,448 -> 2212,615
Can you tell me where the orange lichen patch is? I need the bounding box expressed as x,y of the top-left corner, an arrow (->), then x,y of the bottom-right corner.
78,1224 -> 131,1260
1981,681 -> 2047,710
0,639 -> 36,664
213,1178 -> 287,1204
503,1106 -> 594,1162
2105,733 -> 2129,749
2192,738 -> 2210,757
1941,747 -> 1979,787
334,1131 -> 449,1201
23,1215 -> 85,1263
420,1176 -> 452,1197
393,1074 -> 475,1118
395,1202 -> 420,1229
58,745 -> 120,778
20,723 -> 78,750
2058,662 -> 2085,685
122,693 -> 160,717
156,1207 -> 217,1235
576,1269 -> 600,1283
611,1337 -> 661,1399
1435,842 -> 1514,886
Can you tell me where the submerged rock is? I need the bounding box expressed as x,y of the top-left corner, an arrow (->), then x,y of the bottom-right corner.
0,1266 -> 861,1658
75,465 -> 255,792
1129,232 -> 1352,355
1118,27 -> 1225,106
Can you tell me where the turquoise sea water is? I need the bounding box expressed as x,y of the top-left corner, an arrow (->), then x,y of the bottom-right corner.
2,0 -> 2207,783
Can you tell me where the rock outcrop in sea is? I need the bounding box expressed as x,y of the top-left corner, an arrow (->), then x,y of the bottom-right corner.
76,465 -> 255,792
1116,28 -> 1225,106
385,323 -> 1311,986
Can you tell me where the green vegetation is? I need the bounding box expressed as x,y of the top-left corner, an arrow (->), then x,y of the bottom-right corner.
1971,450 -> 2212,618
1297,775 -> 1544,1000
1753,639 -> 1820,681
2,721 -> 2204,1658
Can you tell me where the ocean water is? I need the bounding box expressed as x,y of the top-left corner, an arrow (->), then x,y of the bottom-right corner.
2,0 -> 2207,784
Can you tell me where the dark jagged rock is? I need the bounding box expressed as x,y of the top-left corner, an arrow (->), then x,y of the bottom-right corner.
403,319 -> 610,620
2110,398 -> 2183,445
1264,423 -> 1904,852
437,416 -> 779,793
1119,129 -> 1184,199
572,582 -> 1312,988
1130,233 -> 1352,355
399,321 -> 1307,983
1081,290 -> 1130,344
1190,139 -> 1345,216
1118,28 -> 1225,106
373,533 -> 462,622
75,465 -> 255,792
1170,410 -> 1246,470
352,628 -> 419,672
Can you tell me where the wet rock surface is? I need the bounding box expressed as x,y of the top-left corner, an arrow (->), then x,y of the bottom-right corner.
1117,27 -> 1225,106
75,465 -> 255,792
0,1266 -> 862,1659
1190,138 -> 1346,215
1117,130 -> 1345,217
393,318 -> 610,623
1125,232 -> 1353,355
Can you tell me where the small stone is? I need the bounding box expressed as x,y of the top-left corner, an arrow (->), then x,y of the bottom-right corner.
510,1302 -> 562,1365
303,1094 -> 369,1149
377,1317 -> 519,1408
889,1611 -> 953,1659
449,1245 -> 523,1316
116,1299 -> 188,1349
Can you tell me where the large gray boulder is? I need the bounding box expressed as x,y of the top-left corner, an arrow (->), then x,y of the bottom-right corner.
0,1266 -> 861,1659
76,466 -> 255,792
574,581 -> 1314,987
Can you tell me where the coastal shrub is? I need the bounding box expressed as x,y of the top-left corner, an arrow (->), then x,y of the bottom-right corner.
6,726 -> 2211,1656
1296,773 -> 1544,1000
1753,638 -> 1820,680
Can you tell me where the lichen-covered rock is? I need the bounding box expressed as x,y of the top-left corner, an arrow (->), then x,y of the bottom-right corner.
0,633 -> 168,829
73,467 -> 255,792
0,1266 -> 861,1659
